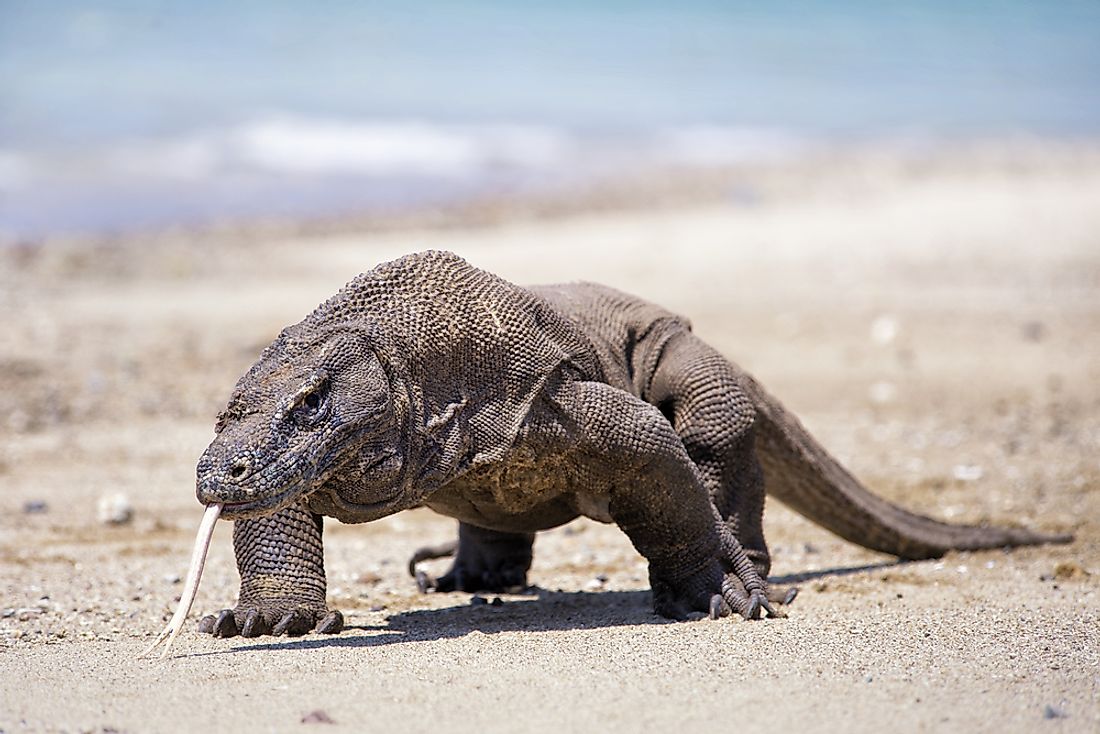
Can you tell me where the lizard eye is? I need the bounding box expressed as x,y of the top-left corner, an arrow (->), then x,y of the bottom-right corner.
287,371 -> 329,427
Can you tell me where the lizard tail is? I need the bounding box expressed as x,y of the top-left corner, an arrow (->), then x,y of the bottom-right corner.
740,373 -> 1073,559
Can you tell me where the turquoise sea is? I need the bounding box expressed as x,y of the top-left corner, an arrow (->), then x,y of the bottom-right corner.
2,1 -> 1099,238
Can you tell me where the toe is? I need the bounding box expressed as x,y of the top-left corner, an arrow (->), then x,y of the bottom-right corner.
213,609 -> 239,638
415,570 -> 435,593
197,615 -> 216,634
272,612 -> 296,636
315,610 -> 344,634
240,609 -> 272,638
765,584 -> 799,606
272,609 -> 313,637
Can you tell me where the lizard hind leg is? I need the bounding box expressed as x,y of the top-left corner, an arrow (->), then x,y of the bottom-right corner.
414,522 -> 534,594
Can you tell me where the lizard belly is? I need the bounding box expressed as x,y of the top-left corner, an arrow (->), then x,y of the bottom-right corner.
423,451 -> 596,533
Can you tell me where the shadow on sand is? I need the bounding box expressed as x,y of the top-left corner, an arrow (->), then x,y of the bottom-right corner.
183,558 -> 907,657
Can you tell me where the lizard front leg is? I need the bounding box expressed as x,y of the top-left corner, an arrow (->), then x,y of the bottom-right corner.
566,381 -> 775,620
648,331 -> 797,608
198,501 -> 344,638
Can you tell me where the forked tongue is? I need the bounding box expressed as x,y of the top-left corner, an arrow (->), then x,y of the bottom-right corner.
138,503 -> 222,660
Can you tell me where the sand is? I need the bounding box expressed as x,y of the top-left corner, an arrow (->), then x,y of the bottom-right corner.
1,142 -> 1098,733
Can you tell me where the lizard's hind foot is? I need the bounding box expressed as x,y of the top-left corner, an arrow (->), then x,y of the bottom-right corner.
410,524 -> 534,595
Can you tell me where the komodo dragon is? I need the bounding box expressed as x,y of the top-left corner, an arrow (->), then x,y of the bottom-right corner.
157,250 -> 1070,645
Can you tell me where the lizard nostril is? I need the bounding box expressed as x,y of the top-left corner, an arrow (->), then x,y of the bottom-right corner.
228,459 -> 249,479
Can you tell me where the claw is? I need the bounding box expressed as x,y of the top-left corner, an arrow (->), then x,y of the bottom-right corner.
240,609 -> 271,638
272,612 -> 296,636
197,615 -> 216,634
213,609 -> 238,638
415,570 -> 435,593
708,594 -> 727,620
406,540 -> 458,578
272,610 -> 312,636
315,610 -> 344,634
744,595 -> 761,621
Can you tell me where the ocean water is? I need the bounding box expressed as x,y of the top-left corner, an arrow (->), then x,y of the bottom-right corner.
2,1 -> 1099,238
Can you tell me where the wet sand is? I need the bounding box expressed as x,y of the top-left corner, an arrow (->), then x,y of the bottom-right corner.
1,142 -> 1098,732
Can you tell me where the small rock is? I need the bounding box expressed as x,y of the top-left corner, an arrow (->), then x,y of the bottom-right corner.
1021,321 -> 1047,342
356,571 -> 382,585
162,573 -> 181,584
869,381 -> 897,405
302,710 -> 336,724
490,597 -> 503,607
1052,561 -> 1090,580
22,500 -> 48,514
870,315 -> 899,345
97,493 -> 134,525
952,464 -> 984,482
1043,704 -> 1068,720
585,576 -> 611,594
470,595 -> 488,606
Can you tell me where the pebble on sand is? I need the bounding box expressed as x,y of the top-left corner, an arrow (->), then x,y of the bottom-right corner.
870,315 -> 899,345
952,464 -> 984,482
301,710 -> 336,724
96,493 -> 134,525
869,380 -> 897,405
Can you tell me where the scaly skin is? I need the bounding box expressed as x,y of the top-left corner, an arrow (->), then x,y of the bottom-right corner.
193,251 -> 1070,638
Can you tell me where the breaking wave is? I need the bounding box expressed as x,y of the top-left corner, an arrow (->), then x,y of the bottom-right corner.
0,116 -> 809,237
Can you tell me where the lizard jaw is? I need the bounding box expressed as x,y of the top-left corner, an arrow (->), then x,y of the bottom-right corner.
216,485 -> 310,520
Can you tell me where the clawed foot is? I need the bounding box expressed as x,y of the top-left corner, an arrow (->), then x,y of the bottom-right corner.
652,517 -> 798,622
706,575 -> 795,620
198,606 -> 344,638
414,562 -> 528,594
408,538 -> 530,594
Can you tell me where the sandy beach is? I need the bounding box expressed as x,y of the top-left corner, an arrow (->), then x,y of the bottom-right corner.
1,142 -> 1098,733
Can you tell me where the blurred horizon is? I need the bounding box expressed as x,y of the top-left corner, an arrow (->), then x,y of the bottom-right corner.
2,1 -> 1100,239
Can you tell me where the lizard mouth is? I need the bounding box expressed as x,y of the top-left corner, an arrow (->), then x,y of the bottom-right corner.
214,484 -> 311,520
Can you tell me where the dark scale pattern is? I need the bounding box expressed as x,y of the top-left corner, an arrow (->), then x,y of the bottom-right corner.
193,251 -> 1071,638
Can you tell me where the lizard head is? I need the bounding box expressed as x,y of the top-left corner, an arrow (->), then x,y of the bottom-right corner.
195,329 -> 404,520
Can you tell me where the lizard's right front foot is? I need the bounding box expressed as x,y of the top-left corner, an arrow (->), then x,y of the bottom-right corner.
650,521 -> 782,622
197,602 -> 344,638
